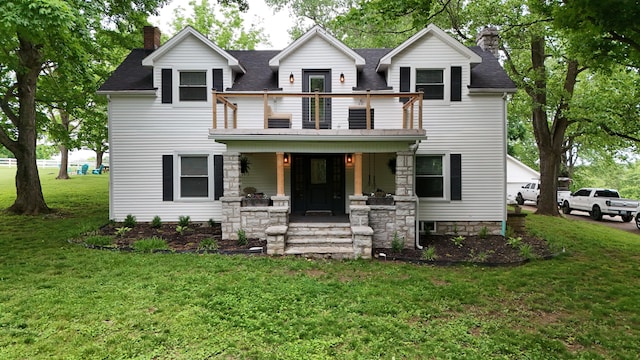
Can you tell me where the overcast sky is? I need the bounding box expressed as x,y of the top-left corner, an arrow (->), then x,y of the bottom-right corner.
148,0 -> 295,49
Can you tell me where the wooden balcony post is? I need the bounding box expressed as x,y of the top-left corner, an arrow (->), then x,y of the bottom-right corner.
354,152 -> 363,196
263,89 -> 268,129
418,90 -> 423,130
366,90 -> 371,129
212,90 -> 217,129
409,102 -> 414,129
276,152 -> 285,196
224,102 -> 228,129
315,90 -> 320,130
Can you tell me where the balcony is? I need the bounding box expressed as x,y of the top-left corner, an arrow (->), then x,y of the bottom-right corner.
210,90 -> 426,142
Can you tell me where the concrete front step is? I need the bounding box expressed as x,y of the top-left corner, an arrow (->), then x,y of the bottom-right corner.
285,222 -> 354,258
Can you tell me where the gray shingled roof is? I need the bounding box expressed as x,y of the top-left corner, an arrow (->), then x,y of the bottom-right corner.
98,45 -> 515,93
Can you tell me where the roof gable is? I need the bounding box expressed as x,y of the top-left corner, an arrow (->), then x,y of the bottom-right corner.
377,24 -> 482,72
141,26 -> 245,73
268,25 -> 365,70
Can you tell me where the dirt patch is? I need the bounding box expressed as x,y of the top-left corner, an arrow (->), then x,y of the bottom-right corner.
85,223 -> 553,264
95,222 -> 266,253
374,234 -> 553,265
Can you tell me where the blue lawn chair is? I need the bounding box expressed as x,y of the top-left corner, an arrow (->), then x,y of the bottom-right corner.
77,164 -> 89,175
92,164 -> 105,174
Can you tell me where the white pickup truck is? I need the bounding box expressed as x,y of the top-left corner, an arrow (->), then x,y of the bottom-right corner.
561,188 -> 639,222
516,178 -> 572,206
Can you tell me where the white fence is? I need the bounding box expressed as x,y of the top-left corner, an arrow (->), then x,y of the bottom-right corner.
0,158 -> 87,168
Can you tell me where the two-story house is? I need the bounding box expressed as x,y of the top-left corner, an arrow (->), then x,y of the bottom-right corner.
98,24 -> 516,259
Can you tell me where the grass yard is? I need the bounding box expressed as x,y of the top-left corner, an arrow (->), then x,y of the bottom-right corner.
1,167 -> 640,359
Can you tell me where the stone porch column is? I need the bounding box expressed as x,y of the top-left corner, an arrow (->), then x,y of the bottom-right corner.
394,151 -> 417,248
221,152 -> 242,240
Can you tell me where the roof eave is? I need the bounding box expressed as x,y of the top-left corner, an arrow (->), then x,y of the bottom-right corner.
96,89 -> 157,96
468,87 -> 517,94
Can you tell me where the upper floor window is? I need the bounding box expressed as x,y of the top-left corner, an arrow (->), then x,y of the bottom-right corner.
179,71 -> 207,101
416,69 -> 444,100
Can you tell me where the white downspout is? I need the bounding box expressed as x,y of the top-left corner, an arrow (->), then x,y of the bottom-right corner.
501,92 -> 508,236
410,141 -> 423,249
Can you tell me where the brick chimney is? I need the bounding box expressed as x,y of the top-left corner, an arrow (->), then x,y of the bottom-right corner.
143,26 -> 161,50
476,26 -> 500,58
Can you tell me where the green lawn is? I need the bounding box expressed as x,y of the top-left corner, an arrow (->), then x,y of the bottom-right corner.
1,167 -> 640,359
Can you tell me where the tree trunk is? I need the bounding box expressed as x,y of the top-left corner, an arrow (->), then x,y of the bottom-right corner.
56,145 -> 70,179
6,36 -> 51,215
95,150 -> 103,168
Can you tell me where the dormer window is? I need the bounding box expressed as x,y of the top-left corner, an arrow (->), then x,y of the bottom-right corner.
179,71 -> 207,101
416,69 -> 444,100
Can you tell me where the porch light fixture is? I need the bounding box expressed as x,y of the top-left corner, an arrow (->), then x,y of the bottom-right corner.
346,153 -> 353,164
340,72 -> 345,83
283,153 -> 289,164
289,73 -> 294,83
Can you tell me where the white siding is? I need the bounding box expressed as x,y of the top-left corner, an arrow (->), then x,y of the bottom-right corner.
417,95 -> 506,222
108,96 -> 225,222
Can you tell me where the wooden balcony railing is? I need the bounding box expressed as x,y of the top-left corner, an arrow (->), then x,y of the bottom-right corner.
212,90 -> 424,130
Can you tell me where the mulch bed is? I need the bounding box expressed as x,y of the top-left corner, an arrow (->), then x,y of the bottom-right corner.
81,223 -> 554,265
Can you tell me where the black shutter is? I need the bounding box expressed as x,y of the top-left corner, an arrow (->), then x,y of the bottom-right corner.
212,68 -> 223,92
450,154 -> 462,200
399,66 -> 410,103
162,155 -> 173,201
161,69 -> 172,104
214,155 -> 223,200
451,66 -> 462,102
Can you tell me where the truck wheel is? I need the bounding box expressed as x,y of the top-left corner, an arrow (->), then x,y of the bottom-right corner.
590,205 -> 603,221
516,193 -> 524,205
562,201 -> 571,214
536,196 -> 540,205
636,214 -> 640,230
621,214 -> 633,223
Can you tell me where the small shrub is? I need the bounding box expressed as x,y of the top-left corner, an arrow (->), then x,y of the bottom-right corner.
505,226 -> 516,238
176,225 -> 188,235
151,216 -> 162,228
208,218 -> 218,228
519,243 -> 536,260
123,214 -> 137,228
198,237 -> 219,251
178,215 -> 191,227
452,223 -> 459,235
391,232 -> 405,252
507,236 -> 523,248
478,226 -> 489,239
84,236 -> 113,247
237,229 -> 247,246
115,227 -> 131,237
470,249 -> 494,262
451,235 -> 465,247
133,236 -> 168,253
422,246 -> 438,261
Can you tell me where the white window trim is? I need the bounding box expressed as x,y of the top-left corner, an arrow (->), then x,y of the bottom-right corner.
173,151 -> 214,201
415,152 -> 450,201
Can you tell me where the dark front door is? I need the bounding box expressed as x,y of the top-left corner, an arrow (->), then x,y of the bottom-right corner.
302,70 -> 332,129
292,154 -> 345,215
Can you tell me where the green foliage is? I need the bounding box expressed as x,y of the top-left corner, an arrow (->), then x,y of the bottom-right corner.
123,214 -> 137,228
507,236 -> 523,249
421,246 -> 438,261
175,225 -> 188,235
170,0 -> 269,49
36,144 -> 58,159
469,249 -> 493,262
198,237 -> 219,251
208,218 -> 218,227
151,215 -> 162,229
237,228 -> 247,246
518,243 -> 535,260
391,231 -> 405,252
84,235 -> 113,247
478,226 -> 489,239
178,215 -> 191,227
133,236 -> 169,253
450,235 -> 465,248
115,227 -> 131,237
